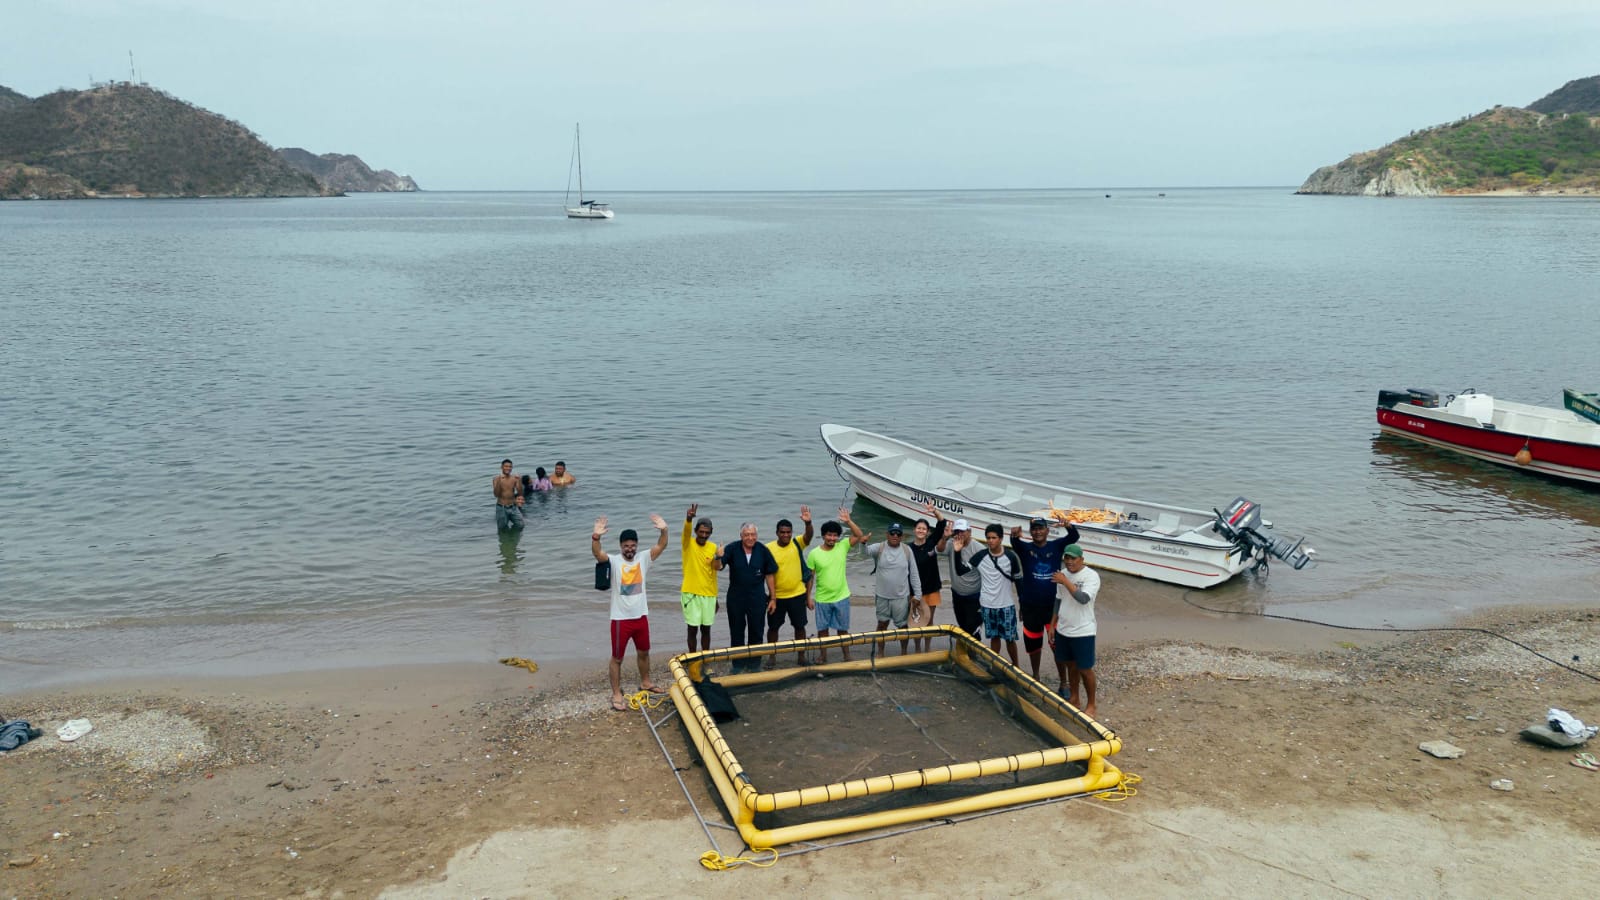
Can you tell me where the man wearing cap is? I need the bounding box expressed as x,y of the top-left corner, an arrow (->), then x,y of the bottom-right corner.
591,514 -> 670,711
1049,544 -> 1101,716
866,519 -> 922,654
941,518 -> 984,637
1010,517 -> 1081,680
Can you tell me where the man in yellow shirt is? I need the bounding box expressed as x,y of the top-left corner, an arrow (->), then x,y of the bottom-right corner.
680,503 -> 722,652
765,506 -> 814,666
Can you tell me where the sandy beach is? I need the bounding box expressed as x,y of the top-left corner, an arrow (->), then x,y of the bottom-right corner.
4,600 -> 1599,898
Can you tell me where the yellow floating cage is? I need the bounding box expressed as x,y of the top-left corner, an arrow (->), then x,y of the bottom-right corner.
667,624 -> 1124,850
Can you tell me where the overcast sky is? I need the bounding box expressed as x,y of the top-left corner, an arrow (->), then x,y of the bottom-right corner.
4,1 -> 1598,190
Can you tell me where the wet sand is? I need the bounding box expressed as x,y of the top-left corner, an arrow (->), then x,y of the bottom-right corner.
4,602 -> 1599,898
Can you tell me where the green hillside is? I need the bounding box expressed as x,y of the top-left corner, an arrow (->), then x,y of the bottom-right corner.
1298,75 -> 1600,195
0,83 -> 325,198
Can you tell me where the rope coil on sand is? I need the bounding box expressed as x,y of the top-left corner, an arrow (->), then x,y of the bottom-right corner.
628,690 -> 669,711
699,846 -> 780,870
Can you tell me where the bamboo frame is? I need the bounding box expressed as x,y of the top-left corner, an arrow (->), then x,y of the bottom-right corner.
667,624 -> 1124,849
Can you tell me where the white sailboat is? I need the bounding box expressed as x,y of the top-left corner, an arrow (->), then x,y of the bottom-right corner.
564,123 -> 613,219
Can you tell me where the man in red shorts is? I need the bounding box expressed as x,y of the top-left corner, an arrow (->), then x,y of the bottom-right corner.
591,513 -> 669,711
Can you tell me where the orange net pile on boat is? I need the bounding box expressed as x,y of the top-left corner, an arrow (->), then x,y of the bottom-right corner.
1045,502 -> 1125,525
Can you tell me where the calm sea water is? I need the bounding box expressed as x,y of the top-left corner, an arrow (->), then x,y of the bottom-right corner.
4,189 -> 1599,688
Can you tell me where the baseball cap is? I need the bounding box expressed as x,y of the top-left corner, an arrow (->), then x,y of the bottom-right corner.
887,523 -> 904,534
1029,517 -> 1050,528
952,518 -> 970,531
1063,543 -> 1085,558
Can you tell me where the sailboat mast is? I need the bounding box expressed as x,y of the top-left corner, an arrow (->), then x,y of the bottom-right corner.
575,124 -> 584,204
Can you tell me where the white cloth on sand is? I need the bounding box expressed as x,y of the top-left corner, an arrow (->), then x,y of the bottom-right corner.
1548,708 -> 1598,740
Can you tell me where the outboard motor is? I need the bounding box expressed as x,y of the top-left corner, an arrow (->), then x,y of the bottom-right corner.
1378,388 -> 1440,409
1212,497 -> 1316,574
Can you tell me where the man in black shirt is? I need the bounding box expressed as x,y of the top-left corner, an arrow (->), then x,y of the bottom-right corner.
723,522 -> 778,674
1009,516 -> 1081,679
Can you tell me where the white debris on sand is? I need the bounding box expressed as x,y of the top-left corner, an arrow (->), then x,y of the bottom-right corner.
1419,740 -> 1465,759
45,708 -> 216,773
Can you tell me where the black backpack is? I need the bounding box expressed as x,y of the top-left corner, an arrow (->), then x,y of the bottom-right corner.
594,559 -> 611,591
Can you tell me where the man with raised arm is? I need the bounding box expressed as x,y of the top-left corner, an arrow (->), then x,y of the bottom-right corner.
722,522 -> 777,674
1009,516 -> 1082,679
681,503 -> 722,653
765,506 -> 814,666
809,508 -> 868,663
941,518 -> 984,637
1049,544 -> 1102,716
866,517 -> 922,655
908,500 -> 947,652
590,513 -> 669,711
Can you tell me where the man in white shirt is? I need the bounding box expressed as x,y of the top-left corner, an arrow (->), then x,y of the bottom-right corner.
975,523 -> 1024,666
1049,544 -> 1101,716
591,514 -> 668,711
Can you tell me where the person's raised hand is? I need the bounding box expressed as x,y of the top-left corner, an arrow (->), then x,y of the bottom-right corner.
799,505 -> 811,523
687,503 -> 698,520
649,513 -> 667,530
594,516 -> 608,536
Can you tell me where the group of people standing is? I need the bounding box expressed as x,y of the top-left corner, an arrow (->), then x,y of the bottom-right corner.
590,499 -> 1104,716
491,459 -> 575,531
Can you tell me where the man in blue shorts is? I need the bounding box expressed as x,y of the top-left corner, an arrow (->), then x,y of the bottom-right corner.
808,508 -> 868,663
976,523 -> 1024,666
1049,544 -> 1101,716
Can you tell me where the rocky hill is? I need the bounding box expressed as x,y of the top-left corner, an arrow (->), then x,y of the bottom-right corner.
1297,75 -> 1600,196
0,83 -> 415,199
1529,75 -> 1600,116
278,147 -> 418,193
0,85 -> 29,112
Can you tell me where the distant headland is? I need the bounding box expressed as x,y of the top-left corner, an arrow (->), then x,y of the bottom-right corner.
0,82 -> 418,200
1298,75 -> 1600,196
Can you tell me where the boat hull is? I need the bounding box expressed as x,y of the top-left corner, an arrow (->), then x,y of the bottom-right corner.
821,425 -> 1252,589
1376,397 -> 1600,486
565,207 -> 614,219
1565,388 -> 1600,426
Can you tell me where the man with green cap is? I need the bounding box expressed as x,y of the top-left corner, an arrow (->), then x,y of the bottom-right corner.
1049,544 -> 1101,716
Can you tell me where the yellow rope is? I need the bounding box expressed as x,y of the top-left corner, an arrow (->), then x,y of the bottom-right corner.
628,690 -> 669,710
1097,771 -> 1141,802
499,657 -> 539,673
699,847 -> 779,870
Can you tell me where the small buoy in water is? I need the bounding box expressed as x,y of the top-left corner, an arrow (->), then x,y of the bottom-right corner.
1514,444 -> 1533,466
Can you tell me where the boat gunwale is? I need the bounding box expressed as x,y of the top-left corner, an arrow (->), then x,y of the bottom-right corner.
1375,401 -> 1600,453
820,424 -> 1233,548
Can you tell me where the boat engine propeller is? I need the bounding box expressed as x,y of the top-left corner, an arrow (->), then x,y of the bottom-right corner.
1211,497 -> 1316,573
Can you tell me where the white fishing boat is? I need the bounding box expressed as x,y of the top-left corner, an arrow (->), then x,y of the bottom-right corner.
820,424 -> 1314,589
564,123 -> 613,219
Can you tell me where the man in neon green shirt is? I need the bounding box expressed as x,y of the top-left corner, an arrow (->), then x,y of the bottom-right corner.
681,503 -> 722,652
807,507 -> 869,663
764,506 -> 814,665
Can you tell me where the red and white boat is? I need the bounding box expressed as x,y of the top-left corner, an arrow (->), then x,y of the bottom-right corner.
1376,388 -> 1600,486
